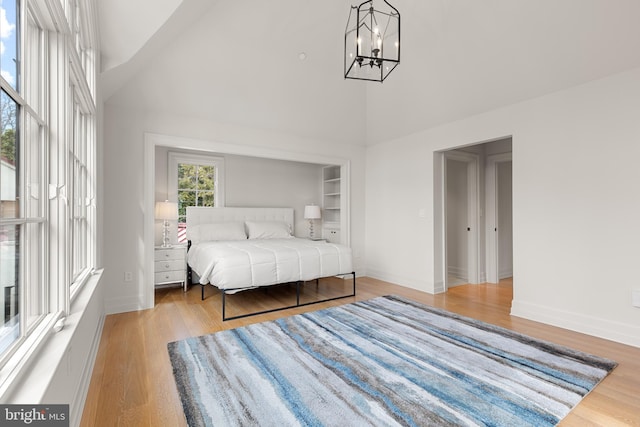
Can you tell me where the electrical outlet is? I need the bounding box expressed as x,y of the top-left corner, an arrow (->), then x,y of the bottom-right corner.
124,272 -> 133,282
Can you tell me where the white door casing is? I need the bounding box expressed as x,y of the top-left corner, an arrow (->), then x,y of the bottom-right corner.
485,152 -> 512,283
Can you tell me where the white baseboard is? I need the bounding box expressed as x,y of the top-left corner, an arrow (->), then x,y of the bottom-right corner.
1,270 -> 106,427
71,314 -> 105,427
511,299 -> 640,348
365,267 -> 435,294
447,266 -> 467,278
499,269 -> 513,279
105,295 -> 147,314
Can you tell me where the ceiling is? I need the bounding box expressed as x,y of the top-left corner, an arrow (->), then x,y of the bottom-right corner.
97,0 -> 640,143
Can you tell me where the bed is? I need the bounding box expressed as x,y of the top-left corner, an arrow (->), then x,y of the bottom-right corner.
186,207 -> 355,320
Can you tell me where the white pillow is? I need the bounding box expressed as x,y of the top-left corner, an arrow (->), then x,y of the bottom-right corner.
245,221 -> 292,239
189,222 -> 247,243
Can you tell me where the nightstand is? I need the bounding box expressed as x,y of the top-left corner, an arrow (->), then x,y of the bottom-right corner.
154,246 -> 187,291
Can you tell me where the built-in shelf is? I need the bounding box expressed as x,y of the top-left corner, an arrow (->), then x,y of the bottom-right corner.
322,165 -> 341,243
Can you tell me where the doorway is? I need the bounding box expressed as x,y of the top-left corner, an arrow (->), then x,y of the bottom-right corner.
444,150 -> 480,289
434,137 -> 513,293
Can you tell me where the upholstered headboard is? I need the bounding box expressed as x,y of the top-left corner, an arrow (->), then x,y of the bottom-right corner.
185,207 -> 294,241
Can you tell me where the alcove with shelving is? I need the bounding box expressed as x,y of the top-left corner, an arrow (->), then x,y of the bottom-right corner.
322,165 -> 341,243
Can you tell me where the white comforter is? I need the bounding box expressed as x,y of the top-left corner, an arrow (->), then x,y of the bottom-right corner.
188,238 -> 353,292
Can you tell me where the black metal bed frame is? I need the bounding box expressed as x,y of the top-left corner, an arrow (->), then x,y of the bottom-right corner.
215,272 -> 356,321
187,241 -> 356,321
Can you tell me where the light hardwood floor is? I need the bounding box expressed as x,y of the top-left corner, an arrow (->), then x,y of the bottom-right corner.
80,278 -> 640,426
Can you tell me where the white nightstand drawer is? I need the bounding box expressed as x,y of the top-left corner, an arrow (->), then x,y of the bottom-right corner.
155,260 -> 184,272
154,270 -> 185,284
155,248 -> 186,261
154,246 -> 187,289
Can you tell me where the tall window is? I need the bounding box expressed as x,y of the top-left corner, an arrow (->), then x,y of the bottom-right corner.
168,153 -> 224,243
67,0 -> 97,296
0,90 -> 20,355
70,91 -> 89,285
0,0 -> 47,358
0,0 -> 97,374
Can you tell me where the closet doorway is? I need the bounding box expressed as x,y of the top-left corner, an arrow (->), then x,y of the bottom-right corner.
444,151 -> 480,288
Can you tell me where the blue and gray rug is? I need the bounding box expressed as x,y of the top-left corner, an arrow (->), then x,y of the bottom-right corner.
168,295 -> 616,426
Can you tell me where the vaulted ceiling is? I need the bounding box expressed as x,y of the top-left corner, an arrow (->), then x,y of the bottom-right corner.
97,0 -> 640,144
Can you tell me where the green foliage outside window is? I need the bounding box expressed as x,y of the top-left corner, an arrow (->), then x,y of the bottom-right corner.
177,164 -> 215,220
1,92 -> 17,164
1,128 -> 16,164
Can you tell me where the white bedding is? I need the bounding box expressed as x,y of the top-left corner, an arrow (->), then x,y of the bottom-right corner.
188,238 -> 353,292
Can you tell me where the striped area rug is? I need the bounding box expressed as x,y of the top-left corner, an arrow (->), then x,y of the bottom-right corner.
168,295 -> 616,426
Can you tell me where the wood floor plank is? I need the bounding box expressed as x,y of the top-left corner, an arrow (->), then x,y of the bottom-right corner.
80,278 -> 640,426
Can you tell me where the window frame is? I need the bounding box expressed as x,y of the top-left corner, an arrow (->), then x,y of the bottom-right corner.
0,0 -> 50,368
167,152 -> 225,224
0,0 -> 98,384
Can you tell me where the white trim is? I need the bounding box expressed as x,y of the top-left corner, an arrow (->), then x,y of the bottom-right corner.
0,270 -> 104,426
432,152 -> 446,294
511,299 -> 640,349
0,311 -> 63,397
105,295 -> 147,315
485,152 -> 512,283
337,162 -> 351,247
70,315 -> 104,427
365,267 -> 430,293
143,132 -> 352,310
447,266 -> 468,279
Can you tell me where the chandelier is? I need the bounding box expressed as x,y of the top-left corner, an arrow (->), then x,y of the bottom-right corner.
344,0 -> 401,82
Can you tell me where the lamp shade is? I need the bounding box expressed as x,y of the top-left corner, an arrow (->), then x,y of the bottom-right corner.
304,205 -> 321,220
155,200 -> 178,220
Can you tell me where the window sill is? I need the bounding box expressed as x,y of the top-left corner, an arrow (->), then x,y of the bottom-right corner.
0,269 -> 104,423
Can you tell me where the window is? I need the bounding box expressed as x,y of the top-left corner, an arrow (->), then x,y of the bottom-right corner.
69,91 -> 89,286
168,153 -> 224,243
0,0 -> 47,360
0,90 -> 20,355
0,0 -> 97,375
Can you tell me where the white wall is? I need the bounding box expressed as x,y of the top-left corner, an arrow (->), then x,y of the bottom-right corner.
105,2 -> 366,148
100,3 -> 368,313
365,66 -> 640,347
154,147 -> 324,242
102,107 -> 366,314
